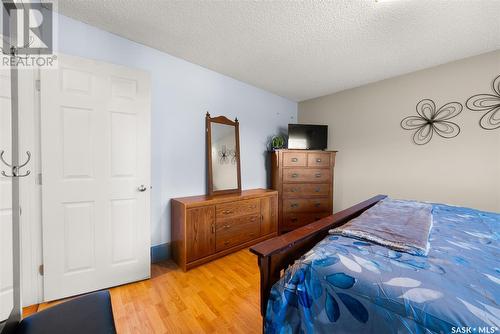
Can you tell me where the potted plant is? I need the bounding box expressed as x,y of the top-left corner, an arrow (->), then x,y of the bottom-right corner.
270,135 -> 286,151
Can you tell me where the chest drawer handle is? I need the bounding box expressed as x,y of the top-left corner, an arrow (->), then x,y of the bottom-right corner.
316,158 -> 322,162
314,203 -> 322,208
291,158 -> 298,162
315,187 -> 321,192
315,173 -> 322,178
250,217 -> 256,222
223,224 -> 231,229
291,173 -> 299,178
224,241 -> 230,246
291,187 -> 299,192
222,210 -> 234,215
291,203 -> 299,208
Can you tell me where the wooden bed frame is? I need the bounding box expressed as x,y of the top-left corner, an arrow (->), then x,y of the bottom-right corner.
249,194 -> 387,316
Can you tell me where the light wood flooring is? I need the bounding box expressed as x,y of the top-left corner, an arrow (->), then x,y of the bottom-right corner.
23,249 -> 262,334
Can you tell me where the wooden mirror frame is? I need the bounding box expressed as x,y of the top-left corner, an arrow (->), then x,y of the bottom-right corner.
206,112 -> 242,196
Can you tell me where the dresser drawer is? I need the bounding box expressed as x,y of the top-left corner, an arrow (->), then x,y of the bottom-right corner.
307,152 -> 331,167
216,199 -> 260,219
283,168 -> 331,183
215,214 -> 260,251
282,183 -> 330,197
283,212 -> 331,229
283,152 -> 307,167
283,198 -> 331,213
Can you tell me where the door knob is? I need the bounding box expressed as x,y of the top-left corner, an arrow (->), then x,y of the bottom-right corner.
138,185 -> 147,192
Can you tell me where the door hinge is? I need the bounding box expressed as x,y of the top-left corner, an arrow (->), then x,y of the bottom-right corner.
36,173 -> 42,185
35,79 -> 41,91
38,264 -> 44,276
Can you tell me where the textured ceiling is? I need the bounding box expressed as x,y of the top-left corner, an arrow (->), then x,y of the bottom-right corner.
58,0 -> 500,101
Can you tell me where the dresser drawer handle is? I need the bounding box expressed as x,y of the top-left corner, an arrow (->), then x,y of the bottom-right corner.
315,173 -> 322,178
291,157 -> 298,162
222,210 -> 234,215
224,241 -> 230,246
314,203 -> 322,208
223,224 -> 231,229
316,158 -> 322,162
291,203 -> 299,208
291,173 -> 299,178
315,187 -> 321,192
250,217 -> 256,222
291,187 -> 299,192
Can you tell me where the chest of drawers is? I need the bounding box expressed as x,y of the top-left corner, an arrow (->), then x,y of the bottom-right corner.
271,149 -> 336,234
171,189 -> 278,271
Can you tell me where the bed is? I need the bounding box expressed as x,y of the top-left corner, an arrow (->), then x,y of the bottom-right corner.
250,195 -> 499,333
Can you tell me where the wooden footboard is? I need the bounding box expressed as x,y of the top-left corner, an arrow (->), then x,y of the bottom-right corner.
249,195 -> 387,316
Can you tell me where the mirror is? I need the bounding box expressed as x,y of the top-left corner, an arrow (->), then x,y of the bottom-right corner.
206,113 -> 241,196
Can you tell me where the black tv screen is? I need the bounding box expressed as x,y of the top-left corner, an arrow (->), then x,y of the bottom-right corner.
288,124 -> 328,150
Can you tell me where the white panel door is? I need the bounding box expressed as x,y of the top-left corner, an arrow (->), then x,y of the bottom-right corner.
41,55 -> 151,301
0,70 -> 13,321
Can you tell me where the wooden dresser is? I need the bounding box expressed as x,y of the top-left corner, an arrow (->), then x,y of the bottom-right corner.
271,149 -> 337,234
171,189 -> 278,271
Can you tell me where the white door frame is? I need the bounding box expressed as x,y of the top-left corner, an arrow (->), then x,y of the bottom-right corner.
0,66 -> 42,321
19,68 -> 43,307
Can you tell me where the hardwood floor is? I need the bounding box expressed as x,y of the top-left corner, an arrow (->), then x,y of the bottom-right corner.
23,249 -> 263,334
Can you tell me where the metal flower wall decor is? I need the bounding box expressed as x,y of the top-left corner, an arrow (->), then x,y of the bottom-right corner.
466,74 -> 500,130
401,99 -> 463,145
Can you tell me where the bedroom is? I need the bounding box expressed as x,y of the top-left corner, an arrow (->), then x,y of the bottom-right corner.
0,0 -> 499,333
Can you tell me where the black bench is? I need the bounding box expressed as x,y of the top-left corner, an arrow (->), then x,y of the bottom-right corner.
4,291 -> 116,334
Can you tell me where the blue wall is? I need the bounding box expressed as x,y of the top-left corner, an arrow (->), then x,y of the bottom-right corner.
55,14 -> 297,247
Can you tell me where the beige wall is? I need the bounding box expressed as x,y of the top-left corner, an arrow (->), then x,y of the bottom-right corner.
299,50 -> 500,213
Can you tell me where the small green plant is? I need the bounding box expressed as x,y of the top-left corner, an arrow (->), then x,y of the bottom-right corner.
270,135 -> 286,150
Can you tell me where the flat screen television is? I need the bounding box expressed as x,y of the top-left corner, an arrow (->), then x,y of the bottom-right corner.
288,124 -> 328,150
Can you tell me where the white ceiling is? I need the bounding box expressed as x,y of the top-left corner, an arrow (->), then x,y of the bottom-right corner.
58,0 -> 500,102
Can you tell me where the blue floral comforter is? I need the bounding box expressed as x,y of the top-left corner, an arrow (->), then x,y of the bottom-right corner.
265,203 -> 500,334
